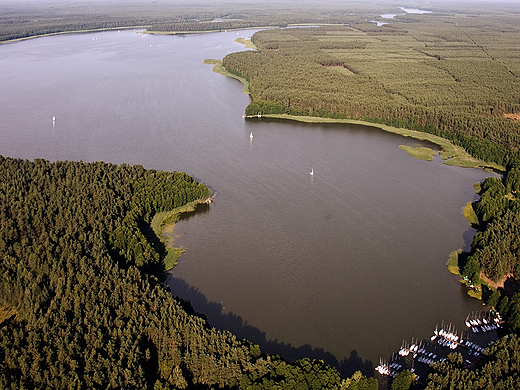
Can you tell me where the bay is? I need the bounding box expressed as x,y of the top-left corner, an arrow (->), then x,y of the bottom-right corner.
0,28 -> 493,375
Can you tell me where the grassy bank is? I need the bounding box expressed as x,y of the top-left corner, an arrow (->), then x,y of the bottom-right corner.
463,201 -> 479,227
204,59 -> 250,94
258,114 -> 504,171
151,198 -> 209,271
447,249 -> 485,299
447,249 -> 462,276
235,37 -> 257,49
399,145 -> 438,161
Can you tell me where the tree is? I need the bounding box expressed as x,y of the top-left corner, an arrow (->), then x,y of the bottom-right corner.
390,371 -> 414,390
462,257 -> 481,285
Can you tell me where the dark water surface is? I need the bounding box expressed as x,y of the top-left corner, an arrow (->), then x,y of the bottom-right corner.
0,29 -> 493,374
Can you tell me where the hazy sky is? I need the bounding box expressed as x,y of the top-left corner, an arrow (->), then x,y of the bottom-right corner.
1,0 -> 519,12
0,0 -> 519,3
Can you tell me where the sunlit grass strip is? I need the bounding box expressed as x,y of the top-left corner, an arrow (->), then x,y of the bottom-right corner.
447,249 -> 488,301
203,59 -> 250,94
235,37 -> 257,49
463,201 -> 479,226
151,199 -> 208,271
447,249 -> 461,276
399,145 -> 438,161
262,114 -> 505,171
467,289 -> 483,300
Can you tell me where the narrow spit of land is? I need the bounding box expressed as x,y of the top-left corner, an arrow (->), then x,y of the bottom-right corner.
151,197 -> 214,271
204,59 -> 251,94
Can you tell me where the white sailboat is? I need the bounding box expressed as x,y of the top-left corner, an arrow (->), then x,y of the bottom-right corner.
250,132 -> 253,139
310,168 -> 314,176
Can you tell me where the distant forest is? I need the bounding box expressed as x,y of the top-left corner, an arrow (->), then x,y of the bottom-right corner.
2,0 -> 518,42
2,1 -> 520,388
0,0 -> 378,42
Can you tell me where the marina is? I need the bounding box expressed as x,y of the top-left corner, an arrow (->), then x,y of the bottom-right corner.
376,310 -> 506,385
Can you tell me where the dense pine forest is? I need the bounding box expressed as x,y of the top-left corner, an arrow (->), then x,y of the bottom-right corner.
2,0 -> 520,388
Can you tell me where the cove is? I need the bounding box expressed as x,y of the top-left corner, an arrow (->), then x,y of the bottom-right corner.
0,28 -> 494,374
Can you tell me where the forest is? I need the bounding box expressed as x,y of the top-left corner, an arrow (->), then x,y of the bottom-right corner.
2,0 -> 520,388
0,0 -> 385,42
2,0 -> 517,42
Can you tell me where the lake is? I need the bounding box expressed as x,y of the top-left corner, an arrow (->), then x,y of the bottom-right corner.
0,28 -> 493,376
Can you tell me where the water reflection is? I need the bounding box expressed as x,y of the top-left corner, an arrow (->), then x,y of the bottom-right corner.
165,273 -> 374,378
178,202 -> 211,221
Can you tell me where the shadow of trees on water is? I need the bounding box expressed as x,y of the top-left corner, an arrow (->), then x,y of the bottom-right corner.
164,274 -> 374,378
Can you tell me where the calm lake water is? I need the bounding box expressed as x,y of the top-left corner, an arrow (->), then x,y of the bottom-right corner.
0,29 -> 493,375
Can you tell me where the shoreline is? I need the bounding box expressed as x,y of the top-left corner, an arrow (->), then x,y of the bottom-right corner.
253,114 -> 504,171
207,61 -> 503,171
151,195 -> 214,271
234,37 -> 257,49
446,201 -> 520,301
1,24 -> 267,45
146,26 -> 273,36
204,59 -> 251,94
